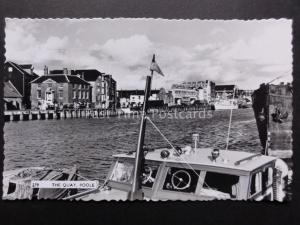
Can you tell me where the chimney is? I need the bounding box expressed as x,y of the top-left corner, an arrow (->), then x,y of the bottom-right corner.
63,68 -> 68,75
30,65 -> 34,75
44,65 -> 48,76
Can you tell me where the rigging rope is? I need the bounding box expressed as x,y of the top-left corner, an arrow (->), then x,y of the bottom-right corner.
146,116 -> 213,190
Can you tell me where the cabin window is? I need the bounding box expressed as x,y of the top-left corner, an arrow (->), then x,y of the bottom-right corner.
250,172 -> 262,196
262,167 -> 273,192
110,161 -> 134,184
141,164 -> 159,189
162,167 -> 200,193
202,172 -> 239,198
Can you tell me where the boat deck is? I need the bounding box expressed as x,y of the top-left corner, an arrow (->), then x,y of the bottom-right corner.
114,148 -> 276,173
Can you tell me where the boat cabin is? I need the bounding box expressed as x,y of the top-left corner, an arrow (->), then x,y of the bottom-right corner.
81,147 -> 278,201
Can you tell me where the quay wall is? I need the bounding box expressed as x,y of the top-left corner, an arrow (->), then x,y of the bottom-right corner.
4,109 -> 125,122
4,106 -> 212,122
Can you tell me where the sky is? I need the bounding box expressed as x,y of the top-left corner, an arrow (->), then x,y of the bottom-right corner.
5,18 -> 292,90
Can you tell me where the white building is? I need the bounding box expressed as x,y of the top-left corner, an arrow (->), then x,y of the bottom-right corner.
170,88 -> 198,105
171,80 -> 215,103
118,90 -> 160,108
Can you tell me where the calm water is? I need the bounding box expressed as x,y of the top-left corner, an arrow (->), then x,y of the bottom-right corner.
4,109 -> 261,181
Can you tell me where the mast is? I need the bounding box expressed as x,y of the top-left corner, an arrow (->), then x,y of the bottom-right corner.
129,57 -> 154,200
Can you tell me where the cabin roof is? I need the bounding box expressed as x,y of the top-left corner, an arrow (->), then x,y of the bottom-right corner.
113,148 -> 276,173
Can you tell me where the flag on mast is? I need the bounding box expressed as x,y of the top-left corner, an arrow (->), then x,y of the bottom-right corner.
150,54 -> 164,76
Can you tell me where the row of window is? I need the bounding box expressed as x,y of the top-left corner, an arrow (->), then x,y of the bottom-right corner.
37,90 -> 64,99
174,90 -> 198,96
73,90 -> 89,100
73,84 -> 89,90
37,90 -> 90,100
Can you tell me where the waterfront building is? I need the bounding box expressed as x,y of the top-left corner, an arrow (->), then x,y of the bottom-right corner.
117,90 -> 160,108
50,69 -> 117,109
237,89 -> 254,98
171,80 -> 215,104
103,74 -> 117,109
215,84 -> 238,99
170,88 -> 198,105
4,81 -> 23,110
30,67 -> 90,110
158,88 -> 174,106
4,61 -> 39,109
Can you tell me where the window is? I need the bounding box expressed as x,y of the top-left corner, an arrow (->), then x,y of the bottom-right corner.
78,91 -> 81,99
110,161 -> 134,184
203,172 -> 239,198
82,91 -> 85,99
37,90 -> 42,99
162,167 -> 200,193
8,67 -> 13,72
59,90 -> 63,99
250,172 -> 262,196
59,83 -> 64,88
48,83 -> 52,87
262,167 -> 273,192
73,91 -> 76,99
141,164 -> 159,189
38,83 -> 41,88
86,91 -> 89,99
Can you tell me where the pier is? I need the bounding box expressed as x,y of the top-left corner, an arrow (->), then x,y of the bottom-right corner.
4,109 -> 125,122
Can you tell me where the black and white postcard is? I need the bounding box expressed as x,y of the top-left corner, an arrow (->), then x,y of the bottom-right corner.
2,18 -> 293,201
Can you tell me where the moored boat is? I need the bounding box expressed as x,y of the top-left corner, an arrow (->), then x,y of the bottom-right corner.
3,165 -> 78,200
66,145 -> 288,201
213,99 -> 238,110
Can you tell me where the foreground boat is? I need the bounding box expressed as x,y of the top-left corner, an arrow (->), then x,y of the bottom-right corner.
66,145 -> 288,201
3,166 -> 78,200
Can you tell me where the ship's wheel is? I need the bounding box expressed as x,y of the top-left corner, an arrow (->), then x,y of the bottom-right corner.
142,166 -> 153,184
171,170 -> 191,190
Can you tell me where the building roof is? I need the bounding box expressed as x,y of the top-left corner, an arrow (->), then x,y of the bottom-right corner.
31,75 -> 90,85
7,61 -> 39,77
114,148 -> 276,174
215,85 -> 236,91
50,69 -> 104,82
19,64 -> 33,70
4,81 -> 23,98
118,90 -> 160,98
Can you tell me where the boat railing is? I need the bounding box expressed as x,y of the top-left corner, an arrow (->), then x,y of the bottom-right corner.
234,153 -> 262,166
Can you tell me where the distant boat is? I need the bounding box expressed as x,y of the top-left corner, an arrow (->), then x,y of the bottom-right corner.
3,166 -> 78,200
213,99 -> 238,110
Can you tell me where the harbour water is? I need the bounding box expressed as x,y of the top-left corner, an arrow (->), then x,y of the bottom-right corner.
4,108 -> 261,182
